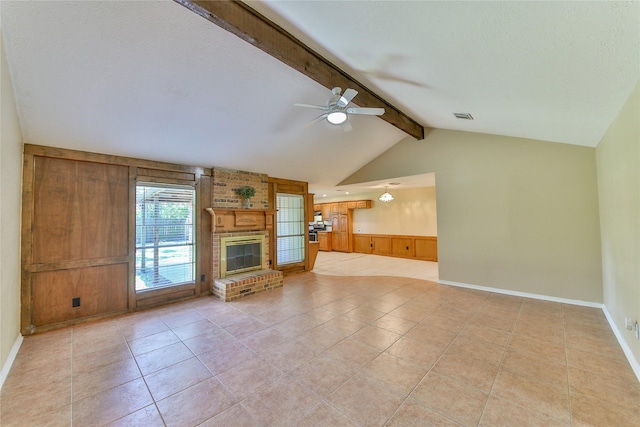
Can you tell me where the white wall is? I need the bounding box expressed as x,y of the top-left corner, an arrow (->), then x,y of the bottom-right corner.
596,80 -> 639,366
0,27 -> 23,385
320,187 -> 437,236
342,129 -> 603,303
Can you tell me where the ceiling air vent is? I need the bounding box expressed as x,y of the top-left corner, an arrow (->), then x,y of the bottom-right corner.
453,113 -> 474,120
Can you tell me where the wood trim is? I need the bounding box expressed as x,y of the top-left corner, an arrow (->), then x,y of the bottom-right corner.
20,153 -> 35,334
127,167 -> 138,311
175,0 -> 424,140
198,175 -> 212,295
206,208 -> 276,232
27,256 -> 131,273
24,144 -> 212,176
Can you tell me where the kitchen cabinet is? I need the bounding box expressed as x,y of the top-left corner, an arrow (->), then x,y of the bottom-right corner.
318,231 -> 332,251
392,237 -> 414,258
353,235 -> 372,253
356,200 -> 371,209
372,236 -> 391,256
321,204 -> 331,221
313,200 -> 371,253
307,194 -> 315,223
331,213 -> 351,252
352,234 -> 437,261
415,238 -> 438,261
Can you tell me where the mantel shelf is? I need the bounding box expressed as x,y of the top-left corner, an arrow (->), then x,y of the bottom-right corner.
206,208 -> 276,232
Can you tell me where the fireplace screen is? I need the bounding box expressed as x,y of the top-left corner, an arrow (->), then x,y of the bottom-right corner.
220,235 -> 266,278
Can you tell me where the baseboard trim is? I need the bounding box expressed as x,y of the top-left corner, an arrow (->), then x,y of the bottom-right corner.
602,306 -> 640,382
0,334 -> 23,390
437,279 -> 602,307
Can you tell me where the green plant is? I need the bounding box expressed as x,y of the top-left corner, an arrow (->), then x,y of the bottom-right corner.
235,186 -> 256,198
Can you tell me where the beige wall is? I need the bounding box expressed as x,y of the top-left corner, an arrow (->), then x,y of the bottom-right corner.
596,80 -> 639,364
342,129 -> 603,302
319,187 -> 438,236
0,29 -> 23,381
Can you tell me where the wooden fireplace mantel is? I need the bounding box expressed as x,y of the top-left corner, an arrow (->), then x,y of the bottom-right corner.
206,208 -> 276,232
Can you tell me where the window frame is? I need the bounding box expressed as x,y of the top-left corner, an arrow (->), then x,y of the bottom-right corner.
134,181 -> 197,293
275,192 -> 306,266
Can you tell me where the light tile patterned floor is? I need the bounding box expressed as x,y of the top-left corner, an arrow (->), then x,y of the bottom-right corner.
1,252 -> 638,426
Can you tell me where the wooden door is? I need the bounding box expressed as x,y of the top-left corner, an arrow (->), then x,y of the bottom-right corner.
338,215 -> 349,251
321,204 -> 331,220
353,235 -> 372,253
392,237 -> 414,258
372,236 -> 391,255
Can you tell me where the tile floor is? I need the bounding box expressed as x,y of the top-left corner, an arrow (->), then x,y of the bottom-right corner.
1,252 -> 638,426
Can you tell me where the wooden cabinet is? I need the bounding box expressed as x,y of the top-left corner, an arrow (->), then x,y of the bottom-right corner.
352,234 -> 437,261
312,200 -> 370,253
318,200 -> 370,216
331,213 -> 351,252
372,236 -> 391,255
318,231 -> 332,251
354,235 -> 372,253
307,194 -> 315,222
356,200 -> 371,209
415,237 -> 438,261
321,204 -> 331,220
392,237 -> 414,258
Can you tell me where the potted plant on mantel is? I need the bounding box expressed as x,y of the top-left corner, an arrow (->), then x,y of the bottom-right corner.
235,185 -> 256,209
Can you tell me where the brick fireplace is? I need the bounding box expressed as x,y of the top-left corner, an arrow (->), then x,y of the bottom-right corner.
209,167 -> 283,301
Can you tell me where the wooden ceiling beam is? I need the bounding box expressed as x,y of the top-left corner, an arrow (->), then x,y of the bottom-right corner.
174,0 -> 424,140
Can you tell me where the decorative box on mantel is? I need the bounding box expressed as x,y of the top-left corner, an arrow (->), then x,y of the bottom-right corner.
205,208 -> 276,232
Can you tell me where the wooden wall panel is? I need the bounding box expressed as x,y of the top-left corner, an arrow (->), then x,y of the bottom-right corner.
32,157 -> 129,263
32,264 -> 128,326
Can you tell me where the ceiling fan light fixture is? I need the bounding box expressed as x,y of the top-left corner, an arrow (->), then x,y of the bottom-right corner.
378,186 -> 394,203
327,111 -> 347,124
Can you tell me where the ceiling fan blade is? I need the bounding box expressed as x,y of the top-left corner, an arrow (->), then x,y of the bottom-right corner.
338,88 -> 358,107
294,103 -> 329,110
340,119 -> 353,132
346,107 -> 385,116
305,113 -> 329,128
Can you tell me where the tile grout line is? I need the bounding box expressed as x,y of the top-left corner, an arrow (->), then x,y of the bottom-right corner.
474,298 -> 523,426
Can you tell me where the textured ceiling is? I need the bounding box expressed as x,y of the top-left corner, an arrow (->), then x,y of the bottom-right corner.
1,1 -> 638,197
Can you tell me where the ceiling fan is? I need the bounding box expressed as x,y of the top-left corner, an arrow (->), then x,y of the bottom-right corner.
294,87 -> 385,132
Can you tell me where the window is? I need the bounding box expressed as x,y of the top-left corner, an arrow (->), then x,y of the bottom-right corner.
135,183 -> 195,291
276,193 -> 305,265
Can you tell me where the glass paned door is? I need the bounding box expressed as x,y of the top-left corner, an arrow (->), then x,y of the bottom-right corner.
276,193 -> 305,265
135,183 -> 196,291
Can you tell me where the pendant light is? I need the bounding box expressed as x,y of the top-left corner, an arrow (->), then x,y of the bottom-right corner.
378,186 -> 394,203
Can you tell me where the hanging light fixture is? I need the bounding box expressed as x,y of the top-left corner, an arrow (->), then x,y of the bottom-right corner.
378,186 -> 394,202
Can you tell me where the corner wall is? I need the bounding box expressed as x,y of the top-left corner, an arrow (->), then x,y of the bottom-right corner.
0,28 -> 24,385
596,80 -> 640,366
342,130 -> 602,303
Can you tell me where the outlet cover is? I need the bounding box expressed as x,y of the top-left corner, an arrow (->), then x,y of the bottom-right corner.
72,297 -> 80,307
626,318 -> 634,330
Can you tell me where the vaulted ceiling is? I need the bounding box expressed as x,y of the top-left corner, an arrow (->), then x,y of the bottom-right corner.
2,1 -> 638,196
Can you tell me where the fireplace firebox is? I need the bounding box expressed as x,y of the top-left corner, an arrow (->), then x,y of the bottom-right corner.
220,235 -> 266,278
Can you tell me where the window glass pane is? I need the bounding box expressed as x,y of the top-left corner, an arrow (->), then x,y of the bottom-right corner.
276,193 -> 305,265
135,183 -> 195,291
